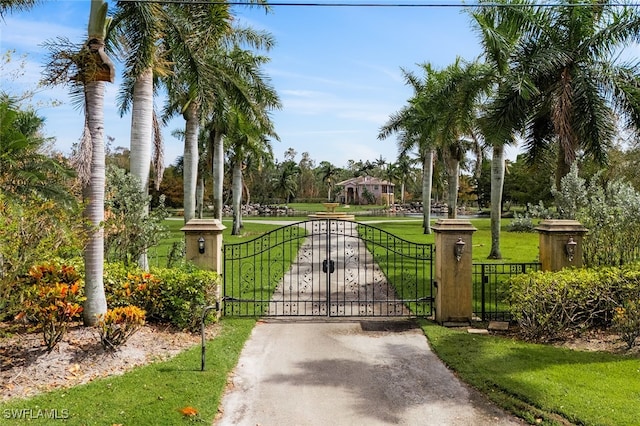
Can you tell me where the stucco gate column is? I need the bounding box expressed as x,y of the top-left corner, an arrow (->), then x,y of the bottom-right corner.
431,219 -> 477,325
181,219 -> 226,272
535,219 -> 588,272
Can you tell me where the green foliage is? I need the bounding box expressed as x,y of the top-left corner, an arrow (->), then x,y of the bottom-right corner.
17,263 -> 85,351
104,165 -> 169,266
508,264 -> 640,342
612,299 -> 640,349
505,212 -> 534,232
551,165 -> 640,267
103,263 -> 219,331
0,195 -> 84,320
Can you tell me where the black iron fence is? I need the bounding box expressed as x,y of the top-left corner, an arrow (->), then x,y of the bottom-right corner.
472,262 -> 542,322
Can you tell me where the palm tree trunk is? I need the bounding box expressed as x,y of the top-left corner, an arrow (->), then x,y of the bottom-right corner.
129,67 -> 153,270
212,131 -> 224,221
488,144 -> 505,259
182,102 -> 199,223
447,158 -> 459,219
422,149 -> 434,234
231,160 -> 243,235
196,176 -> 204,218
83,80 -> 108,326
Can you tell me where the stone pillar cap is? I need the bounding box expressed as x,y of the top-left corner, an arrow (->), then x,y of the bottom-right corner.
431,218 -> 477,232
534,219 -> 588,233
181,218 -> 226,232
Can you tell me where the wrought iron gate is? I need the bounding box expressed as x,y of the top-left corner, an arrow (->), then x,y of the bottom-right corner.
223,219 -> 433,317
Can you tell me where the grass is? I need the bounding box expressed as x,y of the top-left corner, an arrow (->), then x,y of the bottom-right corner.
421,320 -> 640,426
3,211 -> 622,425
0,318 -> 256,425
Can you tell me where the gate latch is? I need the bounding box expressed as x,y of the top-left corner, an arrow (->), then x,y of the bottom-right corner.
322,259 -> 335,274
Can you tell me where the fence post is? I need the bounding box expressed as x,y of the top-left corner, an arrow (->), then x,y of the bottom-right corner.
431,219 -> 477,324
535,220 -> 588,272
181,219 -> 226,272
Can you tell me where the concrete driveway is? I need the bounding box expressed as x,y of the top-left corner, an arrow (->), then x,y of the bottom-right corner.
215,319 -> 524,426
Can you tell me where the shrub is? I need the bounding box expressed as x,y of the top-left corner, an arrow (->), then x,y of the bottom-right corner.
97,305 -> 146,350
612,300 -> 640,349
103,263 -> 219,332
0,195 -> 83,320
506,213 -> 535,233
17,263 -> 85,351
104,165 -> 169,266
507,265 -> 640,342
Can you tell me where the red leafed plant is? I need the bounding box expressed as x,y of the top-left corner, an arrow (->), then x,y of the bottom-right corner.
18,263 -> 85,352
97,305 -> 146,350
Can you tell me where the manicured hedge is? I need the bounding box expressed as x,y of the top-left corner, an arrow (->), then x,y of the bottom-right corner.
508,263 -> 640,341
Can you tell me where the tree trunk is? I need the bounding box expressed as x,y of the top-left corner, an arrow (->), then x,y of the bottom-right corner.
422,149 -> 434,234
447,158 -> 459,219
231,160 -> 243,235
196,176 -> 204,218
488,144 -> 505,259
212,131 -> 224,221
556,143 -> 572,191
83,80 -> 108,326
129,67 -> 153,270
182,102 -> 199,223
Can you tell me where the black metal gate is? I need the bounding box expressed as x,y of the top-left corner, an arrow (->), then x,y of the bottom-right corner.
223,219 -> 433,317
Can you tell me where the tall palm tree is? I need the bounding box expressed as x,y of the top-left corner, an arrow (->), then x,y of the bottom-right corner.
225,107 -> 277,235
109,0 -> 167,269
42,0 -> 115,325
470,0 -> 535,258
205,45 -> 280,221
488,1 -> 640,189
379,64 -> 441,233
163,2 -> 276,224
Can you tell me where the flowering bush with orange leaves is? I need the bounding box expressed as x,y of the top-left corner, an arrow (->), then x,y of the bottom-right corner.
97,305 -> 146,350
612,299 -> 640,349
17,263 -> 86,351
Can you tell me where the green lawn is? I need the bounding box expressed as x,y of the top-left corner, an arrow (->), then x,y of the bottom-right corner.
422,321 -> 640,426
0,318 -> 256,425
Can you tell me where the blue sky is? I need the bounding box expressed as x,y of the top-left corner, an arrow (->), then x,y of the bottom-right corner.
1,0 -> 520,168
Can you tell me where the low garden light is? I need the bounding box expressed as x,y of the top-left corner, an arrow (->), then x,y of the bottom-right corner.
565,237 -> 577,262
198,236 -> 205,254
454,237 -> 465,262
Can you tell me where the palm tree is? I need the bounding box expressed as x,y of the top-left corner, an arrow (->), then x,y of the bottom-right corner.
470,1 -> 534,258
318,161 -> 340,202
225,106 -> 277,235
42,0 -> 115,325
379,64 -> 441,234
487,1 -> 640,189
0,95 -> 75,205
394,152 -> 417,205
274,159 -> 300,207
206,45 -> 280,221
109,0 -> 167,269
0,0 -> 38,17
163,2 -> 276,224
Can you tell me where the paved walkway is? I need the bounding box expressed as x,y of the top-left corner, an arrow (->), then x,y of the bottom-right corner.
215,320 -> 524,426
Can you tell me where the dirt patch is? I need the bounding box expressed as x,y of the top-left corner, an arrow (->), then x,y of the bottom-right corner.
0,323 -> 219,402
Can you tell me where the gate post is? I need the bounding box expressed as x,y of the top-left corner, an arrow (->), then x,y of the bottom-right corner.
181,219 -> 226,272
431,219 -> 477,325
535,219 -> 588,271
